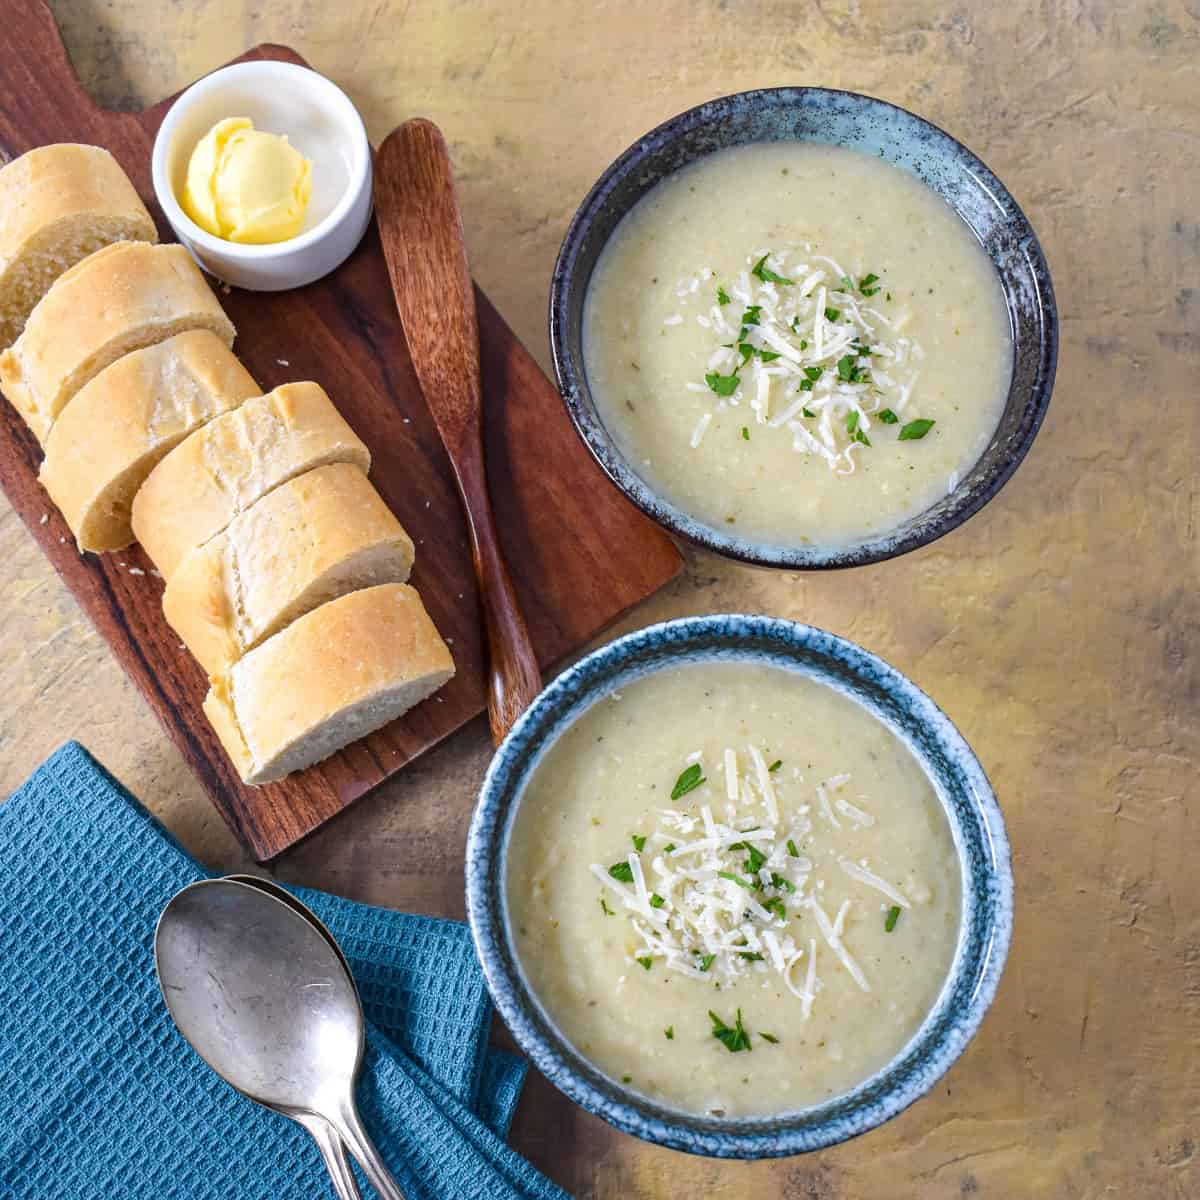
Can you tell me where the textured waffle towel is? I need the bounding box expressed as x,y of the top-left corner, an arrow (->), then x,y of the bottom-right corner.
0,742 -> 568,1200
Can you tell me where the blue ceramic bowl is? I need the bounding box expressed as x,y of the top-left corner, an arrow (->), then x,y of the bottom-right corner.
549,88 -> 1057,569
466,615 -> 1013,1158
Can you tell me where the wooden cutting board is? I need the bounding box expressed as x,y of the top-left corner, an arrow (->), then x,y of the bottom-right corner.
0,2 -> 681,860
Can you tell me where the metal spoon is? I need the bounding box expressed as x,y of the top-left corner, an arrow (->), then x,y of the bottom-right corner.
221,875 -> 362,1200
154,878 -> 407,1200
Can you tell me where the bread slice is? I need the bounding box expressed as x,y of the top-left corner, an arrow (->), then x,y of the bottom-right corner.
38,331 -> 260,552
164,462 -> 415,675
0,241 -> 235,444
204,583 -> 455,784
0,144 -> 157,349
132,382 -> 370,580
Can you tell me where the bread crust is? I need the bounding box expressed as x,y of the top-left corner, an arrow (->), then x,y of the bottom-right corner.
39,330 -> 260,552
0,241 -> 235,444
203,584 -> 455,784
163,462 -> 414,675
131,382 -> 371,580
0,144 -> 157,347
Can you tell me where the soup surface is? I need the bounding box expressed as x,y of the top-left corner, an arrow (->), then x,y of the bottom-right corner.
506,660 -> 962,1116
583,141 -> 1012,550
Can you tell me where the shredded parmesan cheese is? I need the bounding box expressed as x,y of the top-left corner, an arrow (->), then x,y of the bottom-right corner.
587,750 -> 931,1021
839,859 -> 911,908
664,247 -> 927,472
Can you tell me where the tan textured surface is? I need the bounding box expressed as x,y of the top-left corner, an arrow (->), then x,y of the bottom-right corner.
1,1 -> 1195,1194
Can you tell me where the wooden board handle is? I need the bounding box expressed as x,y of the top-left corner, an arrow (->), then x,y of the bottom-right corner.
375,119 -> 542,744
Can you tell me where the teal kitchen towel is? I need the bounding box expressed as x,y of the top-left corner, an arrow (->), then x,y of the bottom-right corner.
0,742 -> 568,1200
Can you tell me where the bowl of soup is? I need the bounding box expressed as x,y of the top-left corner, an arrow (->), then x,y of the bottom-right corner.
550,88 -> 1057,568
466,615 -> 1012,1156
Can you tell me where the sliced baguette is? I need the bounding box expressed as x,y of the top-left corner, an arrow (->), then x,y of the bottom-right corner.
164,462 -> 415,675
131,382 -> 370,580
0,144 -> 157,349
39,331 -> 260,552
204,583 -> 455,785
0,241 -> 235,444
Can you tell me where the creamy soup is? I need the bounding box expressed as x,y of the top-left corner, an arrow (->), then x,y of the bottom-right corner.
583,142 -> 1012,549
507,661 -> 961,1116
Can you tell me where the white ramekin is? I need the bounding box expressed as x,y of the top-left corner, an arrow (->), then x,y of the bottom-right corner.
151,60 -> 372,291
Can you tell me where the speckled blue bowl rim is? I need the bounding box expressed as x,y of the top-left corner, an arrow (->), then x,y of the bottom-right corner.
466,614 -> 1013,1158
549,87 -> 1058,570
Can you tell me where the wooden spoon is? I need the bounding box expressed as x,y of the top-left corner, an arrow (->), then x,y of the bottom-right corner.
375,119 -> 542,745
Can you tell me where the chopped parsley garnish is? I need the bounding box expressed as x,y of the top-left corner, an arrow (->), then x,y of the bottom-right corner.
738,951 -> 765,962
751,254 -> 794,286
899,418 -> 936,441
622,1074 -> 632,1083
763,896 -> 787,920
845,411 -> 872,446
824,306 -> 841,322
769,872 -> 796,894
786,838 -> 800,857
837,354 -> 869,384
631,834 -> 647,852
696,952 -> 716,972
600,896 -> 614,916
799,379 -> 815,392
608,861 -> 634,883
840,274 -> 856,291
760,1032 -> 780,1044
860,272 -> 882,297
878,408 -> 899,424
670,763 -> 706,800
664,1026 -> 675,1040
649,892 -> 666,909
802,407 -> 816,418
803,366 -> 823,382
885,905 -> 902,932
741,426 -> 750,441
740,842 -> 767,874
717,285 -> 731,306
709,1008 -> 752,1053
637,955 -> 653,971
717,869 -> 755,890
758,350 -> 781,363
737,306 -> 763,340
663,842 -> 676,854
768,759 -> 783,772
705,371 -> 739,397
737,342 -> 756,365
